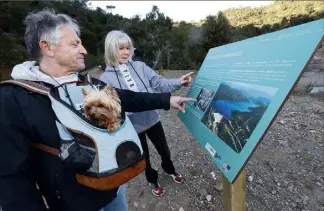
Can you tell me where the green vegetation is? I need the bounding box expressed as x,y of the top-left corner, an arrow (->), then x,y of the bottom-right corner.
224,1 -> 324,41
0,0 -> 323,78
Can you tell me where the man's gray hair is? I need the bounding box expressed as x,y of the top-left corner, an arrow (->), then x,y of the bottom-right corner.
23,9 -> 80,60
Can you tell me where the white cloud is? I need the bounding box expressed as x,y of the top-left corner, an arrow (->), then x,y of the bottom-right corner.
88,1 -> 273,22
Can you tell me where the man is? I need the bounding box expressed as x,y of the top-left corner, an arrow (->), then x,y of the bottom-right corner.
0,9 -> 194,211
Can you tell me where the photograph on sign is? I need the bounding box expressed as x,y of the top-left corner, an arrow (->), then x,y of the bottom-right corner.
193,88 -> 215,112
201,81 -> 278,153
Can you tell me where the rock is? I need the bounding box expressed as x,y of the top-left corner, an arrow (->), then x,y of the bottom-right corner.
277,182 -> 281,187
278,120 -> 285,125
278,140 -> 289,147
288,184 -> 294,192
257,179 -> 263,184
210,171 -> 217,180
179,207 -> 184,211
317,182 -> 322,186
206,195 -> 212,202
215,183 -> 223,192
294,124 -> 301,130
138,190 -> 144,197
133,202 -> 139,207
248,175 -> 254,182
199,188 -> 208,196
272,190 -> 277,195
288,111 -> 297,116
303,196 -> 309,205
296,201 -> 304,210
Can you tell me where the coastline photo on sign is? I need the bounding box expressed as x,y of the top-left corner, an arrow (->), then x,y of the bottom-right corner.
201,81 -> 278,153
193,88 -> 215,112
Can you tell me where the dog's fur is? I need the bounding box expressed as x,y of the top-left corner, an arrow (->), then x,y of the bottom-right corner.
82,85 -> 121,131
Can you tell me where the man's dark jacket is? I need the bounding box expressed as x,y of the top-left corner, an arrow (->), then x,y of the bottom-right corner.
0,76 -> 171,211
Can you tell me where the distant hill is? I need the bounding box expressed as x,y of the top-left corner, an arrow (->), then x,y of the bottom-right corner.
223,1 -> 324,28
219,1 -> 324,41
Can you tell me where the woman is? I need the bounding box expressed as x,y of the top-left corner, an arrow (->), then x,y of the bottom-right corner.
100,30 -> 194,196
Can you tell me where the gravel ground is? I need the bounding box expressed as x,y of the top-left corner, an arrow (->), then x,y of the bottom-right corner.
124,70 -> 324,211
1,70 -> 322,211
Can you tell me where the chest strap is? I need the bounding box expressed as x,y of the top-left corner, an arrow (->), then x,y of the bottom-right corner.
0,79 -> 50,95
31,143 -> 60,156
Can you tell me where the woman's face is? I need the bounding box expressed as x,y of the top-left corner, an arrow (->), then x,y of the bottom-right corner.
118,44 -> 130,64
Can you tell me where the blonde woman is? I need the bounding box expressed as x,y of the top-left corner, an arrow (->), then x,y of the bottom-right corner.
100,30 -> 194,196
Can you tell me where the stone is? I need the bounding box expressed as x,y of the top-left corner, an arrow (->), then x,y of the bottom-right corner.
278,140 -> 289,147
215,183 -> 223,192
303,196 -> 309,205
199,188 -> 208,196
288,184 -> 294,192
210,171 -> 217,180
179,207 -> 184,211
248,175 -> 254,182
133,202 -> 139,207
206,195 -> 212,202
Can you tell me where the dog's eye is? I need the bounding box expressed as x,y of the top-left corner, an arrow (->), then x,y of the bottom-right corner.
97,104 -> 104,108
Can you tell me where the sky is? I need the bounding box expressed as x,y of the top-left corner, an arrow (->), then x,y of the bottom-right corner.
88,1 -> 274,22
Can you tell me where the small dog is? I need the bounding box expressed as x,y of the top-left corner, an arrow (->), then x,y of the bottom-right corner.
82,85 -> 122,131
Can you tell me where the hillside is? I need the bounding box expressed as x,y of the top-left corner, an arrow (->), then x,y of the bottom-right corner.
223,1 -> 324,28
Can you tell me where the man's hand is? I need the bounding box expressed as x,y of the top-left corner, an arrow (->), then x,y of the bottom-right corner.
180,72 -> 195,87
170,96 -> 196,113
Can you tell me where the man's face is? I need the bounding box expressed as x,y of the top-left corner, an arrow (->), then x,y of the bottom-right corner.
53,25 -> 87,73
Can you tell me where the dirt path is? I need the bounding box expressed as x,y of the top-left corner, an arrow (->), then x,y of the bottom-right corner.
1,70 -> 321,211
124,71 -> 324,211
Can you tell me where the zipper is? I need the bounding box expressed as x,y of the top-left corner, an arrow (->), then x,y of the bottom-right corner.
54,173 -> 61,199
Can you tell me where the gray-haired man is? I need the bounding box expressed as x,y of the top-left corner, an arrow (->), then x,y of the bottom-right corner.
0,9 -> 194,211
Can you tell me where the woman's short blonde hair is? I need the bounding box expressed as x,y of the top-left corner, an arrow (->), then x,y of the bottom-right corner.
104,30 -> 134,66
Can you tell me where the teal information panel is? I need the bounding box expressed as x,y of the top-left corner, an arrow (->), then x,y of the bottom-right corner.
178,19 -> 323,183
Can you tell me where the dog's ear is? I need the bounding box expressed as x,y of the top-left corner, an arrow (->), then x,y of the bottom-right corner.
82,88 -> 89,97
103,85 -> 120,103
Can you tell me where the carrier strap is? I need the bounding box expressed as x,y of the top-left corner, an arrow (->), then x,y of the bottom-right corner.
31,142 -> 60,156
0,79 -> 59,155
0,79 -> 50,95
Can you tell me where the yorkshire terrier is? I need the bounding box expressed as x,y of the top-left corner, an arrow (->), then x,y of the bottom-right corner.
82,85 -> 122,131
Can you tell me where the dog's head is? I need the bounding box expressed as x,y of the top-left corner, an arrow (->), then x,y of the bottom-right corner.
82,85 -> 121,130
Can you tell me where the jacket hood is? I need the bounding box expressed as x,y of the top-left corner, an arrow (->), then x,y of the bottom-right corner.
11,61 -> 79,86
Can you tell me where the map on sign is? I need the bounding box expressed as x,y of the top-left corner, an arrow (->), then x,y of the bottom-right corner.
178,19 -> 324,183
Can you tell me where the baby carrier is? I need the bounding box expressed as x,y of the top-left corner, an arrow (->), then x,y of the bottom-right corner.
1,78 -> 146,190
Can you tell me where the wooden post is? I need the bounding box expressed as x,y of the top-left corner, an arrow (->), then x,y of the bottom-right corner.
223,168 -> 246,211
